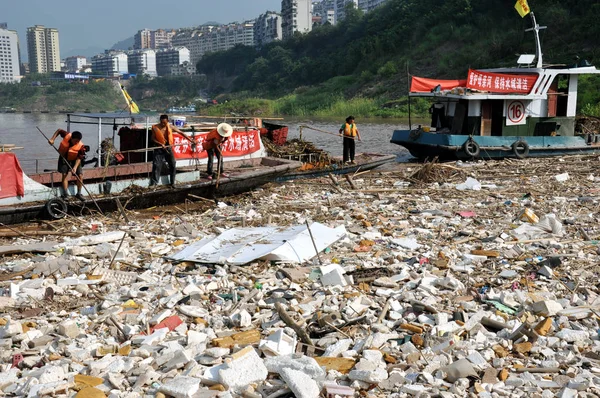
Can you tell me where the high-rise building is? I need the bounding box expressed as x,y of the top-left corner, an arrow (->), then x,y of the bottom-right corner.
127,49 -> 157,77
255,12 -> 282,47
91,51 -> 128,76
134,29 -> 152,50
27,25 -> 61,73
313,0 -> 336,25
156,47 -> 190,76
282,0 -> 312,40
65,56 -> 87,72
0,27 -> 22,82
152,29 -> 176,49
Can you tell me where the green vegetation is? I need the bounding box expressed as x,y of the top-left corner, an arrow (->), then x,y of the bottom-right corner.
1,0 -> 599,116
126,75 -> 207,111
0,75 -> 122,112
196,0 -> 600,117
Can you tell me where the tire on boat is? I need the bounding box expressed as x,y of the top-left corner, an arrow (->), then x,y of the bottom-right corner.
45,198 -> 67,220
462,139 -> 480,158
512,140 -> 530,159
409,129 -> 422,141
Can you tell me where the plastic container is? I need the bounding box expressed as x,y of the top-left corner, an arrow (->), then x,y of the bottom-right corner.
170,116 -> 186,128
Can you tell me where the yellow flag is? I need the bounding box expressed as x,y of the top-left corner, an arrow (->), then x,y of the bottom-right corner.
514,0 -> 531,17
120,84 -> 140,114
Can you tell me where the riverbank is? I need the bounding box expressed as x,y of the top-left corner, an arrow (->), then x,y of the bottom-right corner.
1,156 -> 600,396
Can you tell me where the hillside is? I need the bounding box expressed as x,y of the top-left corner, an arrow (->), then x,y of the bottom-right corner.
0,77 -> 123,112
196,0 -> 600,117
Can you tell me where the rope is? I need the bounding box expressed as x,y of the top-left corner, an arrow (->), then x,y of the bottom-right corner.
301,125 -> 358,140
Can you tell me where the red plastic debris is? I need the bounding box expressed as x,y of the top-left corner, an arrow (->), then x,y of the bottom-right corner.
12,353 -> 23,368
150,315 -> 183,334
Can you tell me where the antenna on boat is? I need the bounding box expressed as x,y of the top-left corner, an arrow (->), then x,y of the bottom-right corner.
525,12 -> 546,68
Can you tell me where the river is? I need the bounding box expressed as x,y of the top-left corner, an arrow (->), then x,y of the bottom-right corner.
0,113 -> 417,173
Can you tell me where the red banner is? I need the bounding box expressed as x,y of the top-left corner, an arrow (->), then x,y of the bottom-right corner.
0,153 -> 25,199
171,129 -> 262,160
410,76 -> 467,93
467,69 -> 538,94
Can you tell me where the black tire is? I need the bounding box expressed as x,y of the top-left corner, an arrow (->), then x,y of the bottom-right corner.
45,198 -> 67,220
512,140 -> 529,159
462,139 -> 480,158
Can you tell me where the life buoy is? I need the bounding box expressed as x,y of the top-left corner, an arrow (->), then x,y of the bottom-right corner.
462,139 -> 480,158
45,198 -> 67,220
512,140 -> 529,159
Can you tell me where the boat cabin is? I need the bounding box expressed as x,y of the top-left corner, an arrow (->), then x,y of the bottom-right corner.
411,62 -> 598,138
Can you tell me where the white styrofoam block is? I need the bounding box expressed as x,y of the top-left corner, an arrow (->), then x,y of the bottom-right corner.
218,347 -> 268,392
159,376 -> 201,398
280,367 -> 321,398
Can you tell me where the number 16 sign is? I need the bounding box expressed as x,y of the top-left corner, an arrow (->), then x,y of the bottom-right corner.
506,100 -> 527,126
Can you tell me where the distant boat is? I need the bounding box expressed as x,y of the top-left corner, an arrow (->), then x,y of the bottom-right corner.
391,11 -> 600,160
167,105 -> 196,113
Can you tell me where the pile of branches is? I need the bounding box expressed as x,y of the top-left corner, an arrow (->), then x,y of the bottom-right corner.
409,159 -> 465,185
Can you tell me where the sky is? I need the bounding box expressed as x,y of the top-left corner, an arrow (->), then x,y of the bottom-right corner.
2,0 -> 282,61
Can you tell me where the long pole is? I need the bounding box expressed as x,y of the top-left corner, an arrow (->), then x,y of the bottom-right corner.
36,127 -> 104,216
300,125 -> 358,140
407,61 -> 412,131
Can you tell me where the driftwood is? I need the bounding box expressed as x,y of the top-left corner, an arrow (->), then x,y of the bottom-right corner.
275,302 -> 313,346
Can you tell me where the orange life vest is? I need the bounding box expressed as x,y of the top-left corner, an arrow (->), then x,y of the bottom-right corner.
343,123 -> 358,137
58,134 -> 84,161
202,130 -> 226,151
152,123 -> 174,146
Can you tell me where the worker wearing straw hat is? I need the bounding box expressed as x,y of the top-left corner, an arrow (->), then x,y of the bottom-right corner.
202,123 -> 233,180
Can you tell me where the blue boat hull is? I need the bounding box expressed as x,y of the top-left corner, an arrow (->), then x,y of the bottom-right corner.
391,130 -> 600,160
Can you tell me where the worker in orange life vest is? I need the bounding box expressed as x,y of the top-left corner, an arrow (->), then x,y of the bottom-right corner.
338,115 -> 362,164
150,114 -> 194,187
202,123 -> 233,180
48,129 -> 86,200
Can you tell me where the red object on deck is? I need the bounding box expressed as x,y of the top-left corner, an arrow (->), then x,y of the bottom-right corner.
0,153 -> 25,199
262,122 -> 289,146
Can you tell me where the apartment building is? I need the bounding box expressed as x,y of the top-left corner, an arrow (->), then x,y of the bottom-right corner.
281,0 -> 312,40
152,29 -> 176,49
65,56 -> 87,73
127,49 -> 157,77
91,51 -> 128,77
27,25 -> 61,73
255,12 -> 282,47
134,29 -> 152,50
170,61 -> 197,76
334,0 -> 359,23
156,47 -> 190,76
312,0 -> 336,25
0,28 -> 21,82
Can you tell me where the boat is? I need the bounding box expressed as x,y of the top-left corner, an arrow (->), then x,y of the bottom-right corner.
391,12 -> 600,160
0,113 -> 301,225
167,105 -> 196,113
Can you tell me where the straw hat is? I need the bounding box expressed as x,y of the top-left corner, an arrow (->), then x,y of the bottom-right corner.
217,123 -> 233,137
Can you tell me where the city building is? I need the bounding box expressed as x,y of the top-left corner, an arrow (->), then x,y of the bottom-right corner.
26,25 -> 61,73
65,56 -> 87,72
312,0 -> 336,25
334,0 -> 359,23
0,27 -> 22,82
134,29 -> 152,50
155,47 -> 190,76
170,61 -> 197,76
152,29 -> 176,49
127,49 -> 157,77
282,0 -> 312,40
255,12 -> 282,47
91,51 -> 128,76
0,23 -> 7,29
172,26 -> 214,66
